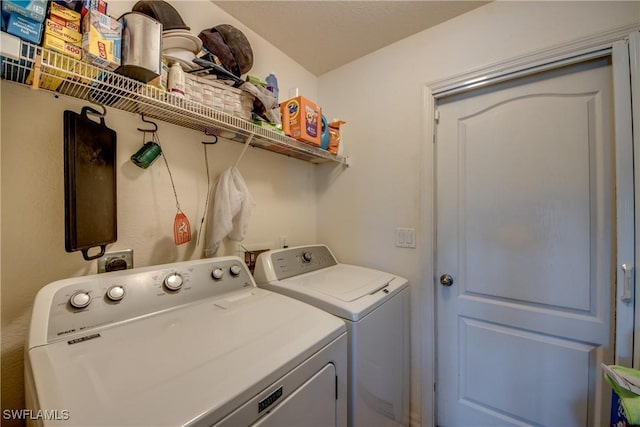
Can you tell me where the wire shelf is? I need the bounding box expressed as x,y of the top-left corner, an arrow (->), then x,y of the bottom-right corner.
1,41 -> 348,165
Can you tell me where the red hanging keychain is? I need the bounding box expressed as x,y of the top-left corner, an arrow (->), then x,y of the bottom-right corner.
173,209 -> 191,245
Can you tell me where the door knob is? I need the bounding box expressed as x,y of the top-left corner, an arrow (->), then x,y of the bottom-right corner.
440,274 -> 454,287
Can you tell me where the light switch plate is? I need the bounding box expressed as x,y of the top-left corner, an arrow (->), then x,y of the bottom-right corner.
395,228 -> 416,248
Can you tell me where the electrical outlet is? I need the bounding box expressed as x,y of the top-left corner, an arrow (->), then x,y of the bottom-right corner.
97,249 -> 134,273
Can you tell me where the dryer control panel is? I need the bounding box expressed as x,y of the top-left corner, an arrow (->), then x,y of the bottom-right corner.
30,257 -> 253,346
254,245 -> 338,282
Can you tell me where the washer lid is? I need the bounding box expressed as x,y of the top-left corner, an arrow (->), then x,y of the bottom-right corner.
304,265 -> 394,302
260,264 -> 408,321
27,289 -> 345,426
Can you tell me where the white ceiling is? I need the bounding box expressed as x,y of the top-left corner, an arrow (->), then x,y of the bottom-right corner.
212,1 -> 489,76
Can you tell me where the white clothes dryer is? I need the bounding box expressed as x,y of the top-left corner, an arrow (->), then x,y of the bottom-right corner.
25,256 -> 347,427
254,245 -> 409,427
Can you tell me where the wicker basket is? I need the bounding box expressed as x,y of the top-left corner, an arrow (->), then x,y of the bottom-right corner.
184,74 -> 254,121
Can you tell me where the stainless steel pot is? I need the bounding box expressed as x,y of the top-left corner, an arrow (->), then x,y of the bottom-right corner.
116,12 -> 162,83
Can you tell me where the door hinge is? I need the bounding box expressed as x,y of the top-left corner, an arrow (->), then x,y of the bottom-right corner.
435,109 -> 440,122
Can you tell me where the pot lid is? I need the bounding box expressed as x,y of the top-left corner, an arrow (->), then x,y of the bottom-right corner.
133,1 -> 189,31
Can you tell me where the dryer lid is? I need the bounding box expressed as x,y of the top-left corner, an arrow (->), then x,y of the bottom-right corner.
303,265 -> 395,302
27,289 -> 345,426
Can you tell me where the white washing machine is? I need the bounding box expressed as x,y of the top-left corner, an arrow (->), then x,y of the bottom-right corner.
254,245 -> 409,427
25,256 -> 347,426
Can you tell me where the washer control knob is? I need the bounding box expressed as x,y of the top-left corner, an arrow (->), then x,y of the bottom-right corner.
212,268 -> 224,280
106,285 -> 125,302
302,252 -> 312,263
163,273 -> 183,291
229,264 -> 242,276
69,291 -> 91,309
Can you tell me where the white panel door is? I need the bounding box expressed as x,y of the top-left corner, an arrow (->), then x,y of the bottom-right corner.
436,57 -> 619,426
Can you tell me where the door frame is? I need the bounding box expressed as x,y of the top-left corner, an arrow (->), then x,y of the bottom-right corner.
420,24 -> 640,426
631,32 -> 640,368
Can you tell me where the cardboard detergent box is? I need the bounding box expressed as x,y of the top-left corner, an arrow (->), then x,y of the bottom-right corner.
281,96 -> 322,146
82,9 -> 121,70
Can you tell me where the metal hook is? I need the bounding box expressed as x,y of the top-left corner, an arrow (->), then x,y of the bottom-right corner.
87,101 -> 106,117
137,114 -> 158,133
202,128 -> 218,145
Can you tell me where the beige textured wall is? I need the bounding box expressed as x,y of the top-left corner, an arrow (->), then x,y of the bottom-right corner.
1,1 -> 321,423
317,2 -> 640,425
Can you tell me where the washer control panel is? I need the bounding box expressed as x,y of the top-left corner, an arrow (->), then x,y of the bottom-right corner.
44,257 -> 252,343
266,245 -> 338,280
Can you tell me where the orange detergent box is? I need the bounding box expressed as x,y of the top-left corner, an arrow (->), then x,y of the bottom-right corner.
281,96 -> 322,146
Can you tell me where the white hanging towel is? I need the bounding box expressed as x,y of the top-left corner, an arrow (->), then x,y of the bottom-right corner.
204,166 -> 255,257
